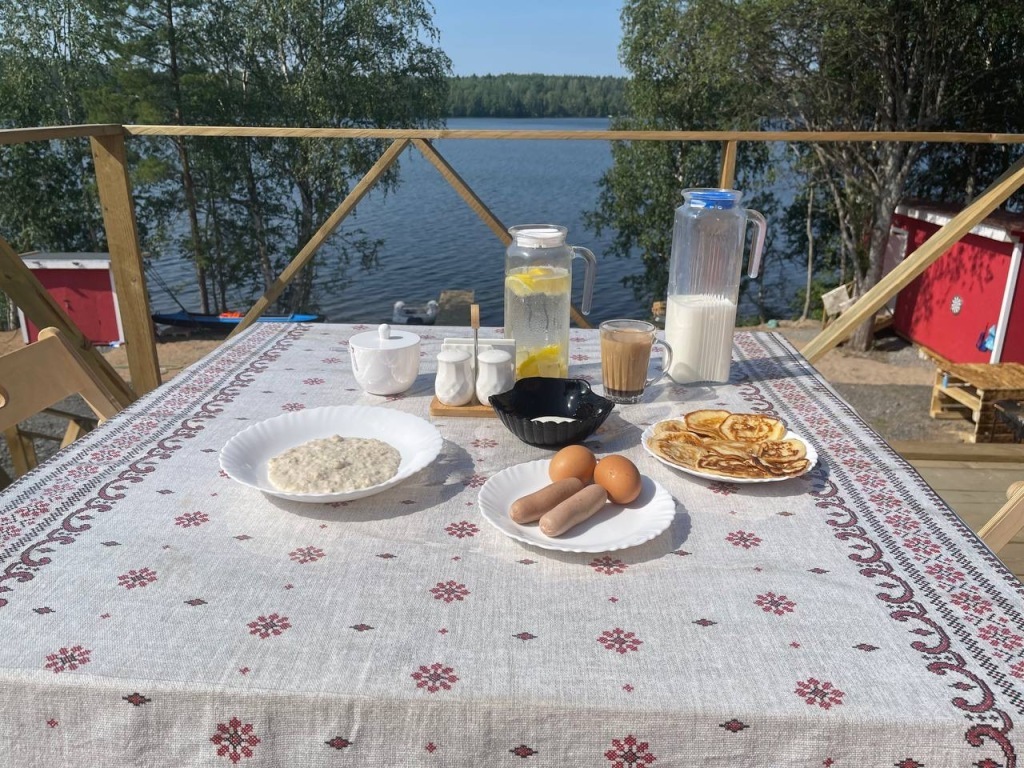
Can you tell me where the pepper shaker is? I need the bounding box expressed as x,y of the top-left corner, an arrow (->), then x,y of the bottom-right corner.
476,348 -> 515,405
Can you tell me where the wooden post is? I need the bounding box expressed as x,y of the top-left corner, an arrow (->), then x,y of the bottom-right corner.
719,141 -> 738,189
0,236 -> 136,407
802,153 -> 1024,363
90,132 -> 161,394
228,138 -> 411,338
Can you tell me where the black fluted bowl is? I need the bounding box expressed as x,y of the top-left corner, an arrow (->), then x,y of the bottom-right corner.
489,377 -> 615,449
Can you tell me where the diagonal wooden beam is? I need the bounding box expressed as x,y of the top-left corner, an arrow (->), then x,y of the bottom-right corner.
412,138 -> 591,328
90,132 -> 161,394
802,153 -> 1024,362
228,138 -> 411,338
0,236 -> 136,407
412,138 -> 510,245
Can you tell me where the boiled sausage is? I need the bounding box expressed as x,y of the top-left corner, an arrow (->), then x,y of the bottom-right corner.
509,477 -> 584,524
539,484 -> 609,537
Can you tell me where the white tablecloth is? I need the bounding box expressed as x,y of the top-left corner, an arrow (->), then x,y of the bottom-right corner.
1,323 -> 1021,766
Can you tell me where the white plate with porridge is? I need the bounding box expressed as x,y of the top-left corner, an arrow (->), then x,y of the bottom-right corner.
219,405 -> 443,503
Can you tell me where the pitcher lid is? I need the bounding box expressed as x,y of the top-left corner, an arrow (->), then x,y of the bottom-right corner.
509,224 -> 567,248
684,188 -> 741,209
349,323 -> 420,350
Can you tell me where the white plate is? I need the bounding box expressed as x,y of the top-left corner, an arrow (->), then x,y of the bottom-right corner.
220,406 -> 443,503
640,422 -> 818,484
478,460 -> 676,553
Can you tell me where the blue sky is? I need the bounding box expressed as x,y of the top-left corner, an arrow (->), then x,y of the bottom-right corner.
431,1 -> 627,77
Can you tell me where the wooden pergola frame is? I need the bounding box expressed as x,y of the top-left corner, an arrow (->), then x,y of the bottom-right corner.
2,124 -> 1024,395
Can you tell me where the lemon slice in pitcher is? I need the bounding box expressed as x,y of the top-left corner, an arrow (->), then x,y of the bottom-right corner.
506,266 -> 570,297
517,344 -> 567,378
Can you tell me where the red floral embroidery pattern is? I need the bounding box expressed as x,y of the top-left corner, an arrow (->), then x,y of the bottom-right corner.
17,500 -> 48,519
1,521 -> 23,543
597,628 -> 643,654
411,662 -> 459,692
325,737 -> 352,750
794,678 -> 845,709
44,645 -> 91,673
511,744 -> 538,757
754,592 -> 796,616
462,474 -> 488,488
471,438 -> 498,449
590,556 -> 628,575
430,581 -> 470,603
289,546 -> 325,564
281,402 -> 305,411
174,511 -> 210,528
605,735 -> 656,766
117,567 -> 158,589
445,521 -> 479,538
709,482 -> 738,495
211,717 -> 260,763
726,530 -> 762,549
247,613 -> 291,639
302,377 -> 325,385
979,622 -> 1024,652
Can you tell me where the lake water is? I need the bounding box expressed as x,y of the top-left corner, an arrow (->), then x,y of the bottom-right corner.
148,117 -> 800,326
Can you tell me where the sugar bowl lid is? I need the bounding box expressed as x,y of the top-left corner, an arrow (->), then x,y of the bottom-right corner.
349,323 -> 420,350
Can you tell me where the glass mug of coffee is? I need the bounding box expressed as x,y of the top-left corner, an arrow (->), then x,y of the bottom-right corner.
599,319 -> 673,404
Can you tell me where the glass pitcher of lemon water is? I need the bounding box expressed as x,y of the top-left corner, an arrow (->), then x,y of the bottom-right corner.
504,225 -> 597,378
665,189 -> 766,383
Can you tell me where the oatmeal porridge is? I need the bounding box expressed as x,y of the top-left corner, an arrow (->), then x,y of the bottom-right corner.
267,435 -> 401,493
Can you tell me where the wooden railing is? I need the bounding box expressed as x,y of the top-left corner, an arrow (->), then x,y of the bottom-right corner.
2,124 -> 1024,395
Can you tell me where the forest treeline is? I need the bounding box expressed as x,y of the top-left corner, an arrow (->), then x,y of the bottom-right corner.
446,75 -> 627,118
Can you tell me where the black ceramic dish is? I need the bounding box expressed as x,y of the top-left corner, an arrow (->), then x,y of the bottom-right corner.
489,377 -> 615,449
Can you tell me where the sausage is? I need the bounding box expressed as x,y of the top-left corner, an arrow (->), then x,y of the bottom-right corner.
539,484 -> 609,537
510,477 -> 584,524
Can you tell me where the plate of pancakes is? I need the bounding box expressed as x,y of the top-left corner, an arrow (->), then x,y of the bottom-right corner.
641,409 -> 817,483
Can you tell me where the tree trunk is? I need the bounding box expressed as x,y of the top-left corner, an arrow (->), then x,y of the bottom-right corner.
243,141 -> 274,293
801,185 -> 814,322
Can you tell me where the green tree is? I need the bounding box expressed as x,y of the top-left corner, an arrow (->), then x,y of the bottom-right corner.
594,0 -> 1024,348
586,0 -> 774,313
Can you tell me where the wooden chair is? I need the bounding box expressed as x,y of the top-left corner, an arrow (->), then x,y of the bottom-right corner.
0,327 -> 126,486
978,480 -> 1024,554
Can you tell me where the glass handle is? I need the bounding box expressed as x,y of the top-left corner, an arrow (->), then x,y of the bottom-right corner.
647,337 -> 673,387
571,246 -> 597,315
745,209 -> 767,278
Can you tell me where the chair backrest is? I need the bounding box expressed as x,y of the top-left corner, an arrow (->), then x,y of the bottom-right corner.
978,480 -> 1024,554
0,327 -> 125,432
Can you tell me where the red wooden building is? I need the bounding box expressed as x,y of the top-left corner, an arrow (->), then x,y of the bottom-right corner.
17,252 -> 125,346
891,203 -> 1024,364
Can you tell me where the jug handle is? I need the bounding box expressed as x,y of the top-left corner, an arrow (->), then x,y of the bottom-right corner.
745,209 -> 767,279
571,246 -> 597,315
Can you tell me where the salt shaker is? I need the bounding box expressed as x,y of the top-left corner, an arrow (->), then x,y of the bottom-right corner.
476,348 -> 515,405
435,348 -> 475,406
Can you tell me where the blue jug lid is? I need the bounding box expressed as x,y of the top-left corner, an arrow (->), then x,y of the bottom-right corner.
686,189 -> 739,209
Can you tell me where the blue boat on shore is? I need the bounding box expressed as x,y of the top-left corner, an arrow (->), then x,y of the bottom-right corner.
151,310 -> 324,329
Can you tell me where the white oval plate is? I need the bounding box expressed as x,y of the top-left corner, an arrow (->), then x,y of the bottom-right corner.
478,459 -> 677,553
220,406 -> 443,503
640,421 -> 818,484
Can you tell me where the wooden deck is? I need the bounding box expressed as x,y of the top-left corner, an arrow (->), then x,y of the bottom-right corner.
895,441 -> 1024,580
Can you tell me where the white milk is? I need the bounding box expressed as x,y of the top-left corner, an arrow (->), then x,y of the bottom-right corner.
665,294 -> 737,383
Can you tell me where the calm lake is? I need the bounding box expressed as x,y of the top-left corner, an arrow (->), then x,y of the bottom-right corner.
148,117 -> 800,326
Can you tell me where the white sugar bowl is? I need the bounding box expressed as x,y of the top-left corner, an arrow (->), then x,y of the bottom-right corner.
348,323 -> 420,395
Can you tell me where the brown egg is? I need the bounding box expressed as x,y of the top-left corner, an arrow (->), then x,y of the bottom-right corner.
548,445 -> 597,485
593,454 -> 642,504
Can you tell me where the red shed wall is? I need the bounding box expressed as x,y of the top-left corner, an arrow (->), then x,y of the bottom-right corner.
892,213 -> 1014,363
24,268 -> 121,345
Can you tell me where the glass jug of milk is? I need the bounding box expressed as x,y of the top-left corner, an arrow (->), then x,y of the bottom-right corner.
665,189 -> 766,383
504,225 -> 597,378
